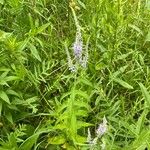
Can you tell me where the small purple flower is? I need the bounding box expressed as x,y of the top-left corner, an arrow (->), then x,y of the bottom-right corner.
96,116 -> 107,137
73,30 -> 83,59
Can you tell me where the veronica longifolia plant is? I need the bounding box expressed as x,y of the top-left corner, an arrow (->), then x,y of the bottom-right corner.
65,7 -> 89,72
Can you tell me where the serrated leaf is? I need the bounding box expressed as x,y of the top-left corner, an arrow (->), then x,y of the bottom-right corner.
0,91 -> 10,104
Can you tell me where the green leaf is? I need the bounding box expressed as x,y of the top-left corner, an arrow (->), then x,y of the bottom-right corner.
128,24 -> 143,35
19,133 -> 39,150
77,121 -> 93,129
28,43 -> 41,61
5,111 -> 13,124
113,78 -> 133,89
131,129 -> 150,149
36,23 -> 50,34
145,31 -> 150,42
17,39 -> 29,51
5,76 -> 20,82
0,91 -> 10,104
135,110 -> 147,135
139,83 -> 150,108
77,0 -> 86,9
48,135 -> 66,145
111,65 -> 128,78
76,134 -> 87,143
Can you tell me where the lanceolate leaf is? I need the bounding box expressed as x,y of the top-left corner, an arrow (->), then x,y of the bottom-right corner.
139,83 -> 150,108
0,91 -> 10,104
113,78 -> 133,89
28,43 -> 41,62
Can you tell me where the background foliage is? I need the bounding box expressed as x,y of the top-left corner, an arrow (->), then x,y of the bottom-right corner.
0,0 -> 150,149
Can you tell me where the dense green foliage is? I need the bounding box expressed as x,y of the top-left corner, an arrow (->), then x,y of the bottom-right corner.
0,0 -> 150,149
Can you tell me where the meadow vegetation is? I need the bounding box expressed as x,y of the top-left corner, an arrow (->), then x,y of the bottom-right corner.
0,0 -> 150,149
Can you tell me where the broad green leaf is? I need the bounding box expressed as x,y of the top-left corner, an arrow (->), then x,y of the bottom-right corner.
139,83 -> 150,108
28,43 -> 41,61
0,91 -> 10,104
113,78 -> 133,89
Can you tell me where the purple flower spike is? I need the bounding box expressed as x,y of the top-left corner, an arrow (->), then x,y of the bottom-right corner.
96,116 -> 107,137
73,30 -> 83,59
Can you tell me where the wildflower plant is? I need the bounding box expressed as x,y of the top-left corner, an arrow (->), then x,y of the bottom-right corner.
65,6 -> 89,72
87,116 -> 108,150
